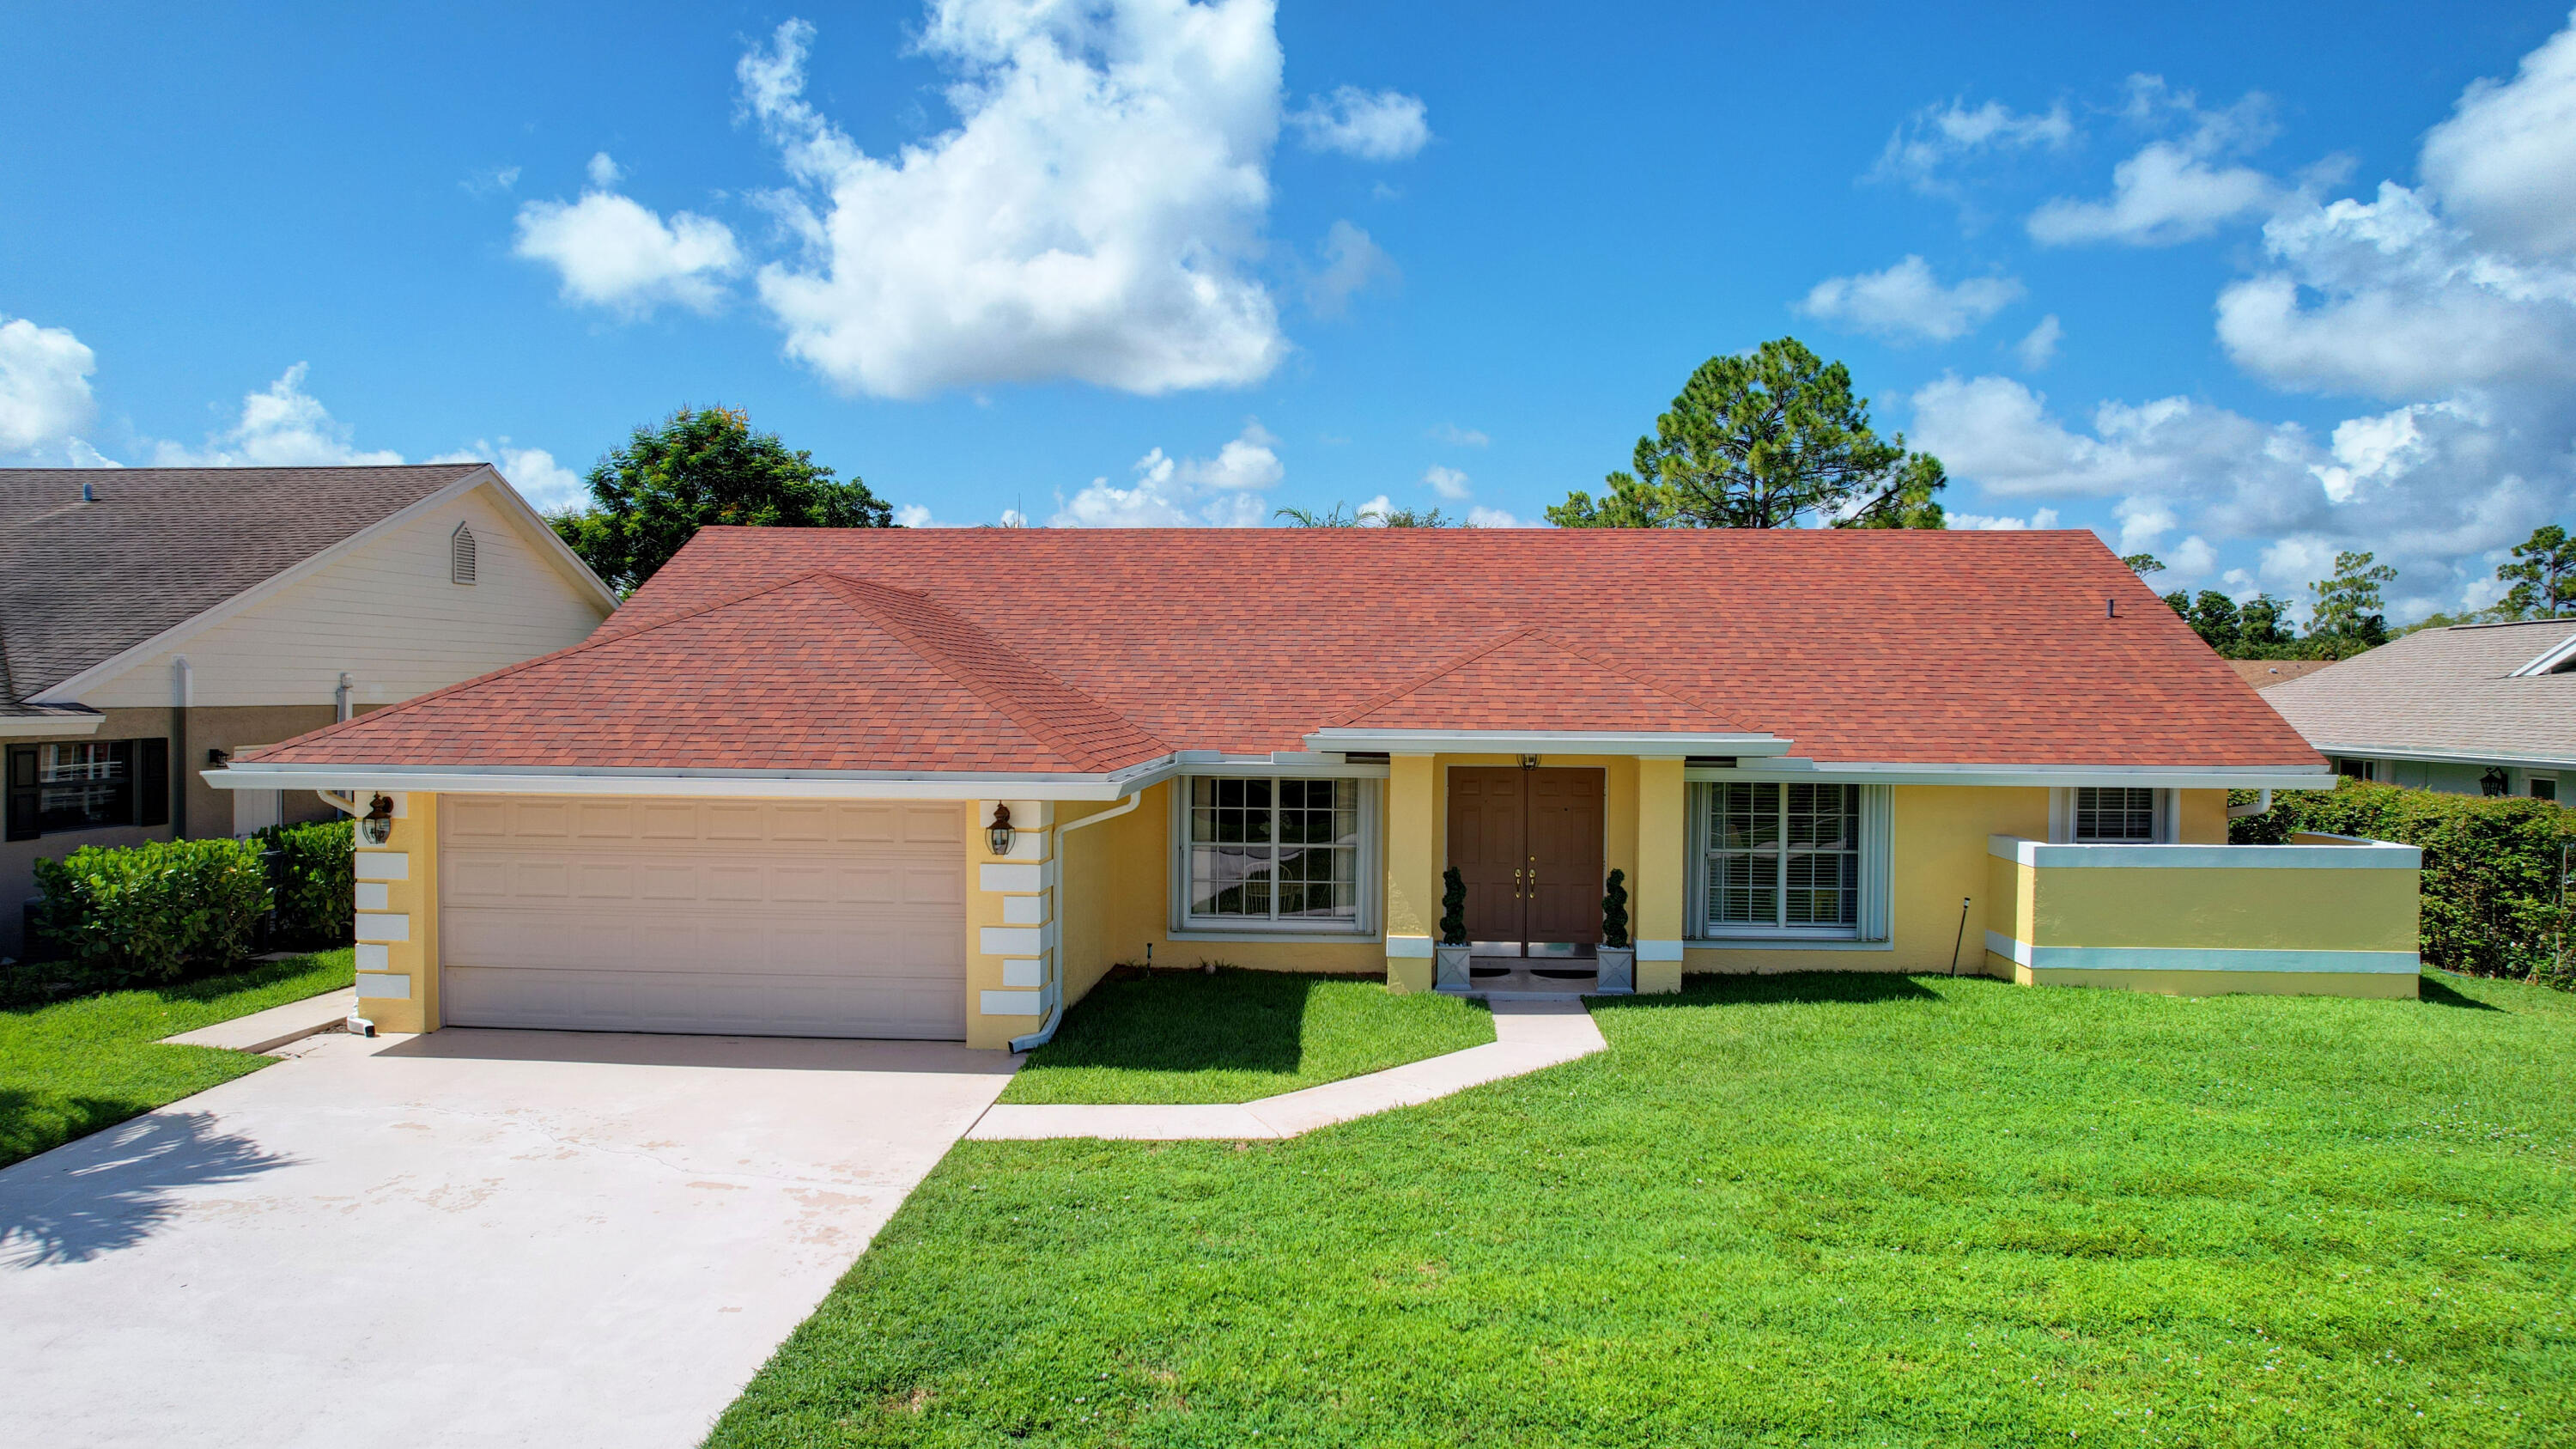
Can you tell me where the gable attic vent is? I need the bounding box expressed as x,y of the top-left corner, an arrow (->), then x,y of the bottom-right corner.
450,522 -> 478,585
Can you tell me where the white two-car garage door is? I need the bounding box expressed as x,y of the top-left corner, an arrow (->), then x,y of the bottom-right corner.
440,796 -> 967,1039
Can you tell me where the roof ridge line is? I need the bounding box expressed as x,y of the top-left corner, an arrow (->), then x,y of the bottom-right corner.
240,570 -> 846,763
815,573 -> 1166,772
1320,624 -> 1540,728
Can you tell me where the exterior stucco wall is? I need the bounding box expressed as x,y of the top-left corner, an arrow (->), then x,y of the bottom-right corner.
1983,835 -> 2421,1000
352,792 -> 437,1032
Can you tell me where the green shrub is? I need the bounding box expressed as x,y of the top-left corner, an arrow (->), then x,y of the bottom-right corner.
32,837 -> 273,986
2231,782 -> 2576,984
258,818 -> 354,945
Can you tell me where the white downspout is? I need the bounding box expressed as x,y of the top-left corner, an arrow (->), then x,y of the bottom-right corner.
2227,788 -> 2274,820
1007,791 -> 1145,1053
334,673 -> 355,722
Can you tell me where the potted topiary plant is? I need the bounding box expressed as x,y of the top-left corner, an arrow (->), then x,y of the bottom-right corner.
1435,866 -> 1473,989
1595,868 -> 1635,993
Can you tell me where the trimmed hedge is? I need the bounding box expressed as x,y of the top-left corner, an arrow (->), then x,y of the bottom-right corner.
258,819 -> 354,946
2231,781 -> 2576,985
32,837 -> 273,987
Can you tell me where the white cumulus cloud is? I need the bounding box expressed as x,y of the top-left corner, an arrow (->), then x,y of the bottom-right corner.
738,6 -> 1287,399
512,160 -> 743,318
1051,420 -> 1281,527
151,364 -> 404,467
894,503 -> 937,527
432,441 -> 587,510
1465,505 -> 1524,528
2028,76 -> 2284,247
2421,16 -> 2576,258
1423,464 -> 1471,500
1868,97 -> 2075,201
1947,507 -> 2062,531
1288,85 -> 1431,161
0,314 -> 99,460
1799,255 -> 2023,343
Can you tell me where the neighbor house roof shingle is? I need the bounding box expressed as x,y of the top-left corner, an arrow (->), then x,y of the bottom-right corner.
0,464 -> 490,700
247,527 -> 2322,774
2260,618 -> 2576,762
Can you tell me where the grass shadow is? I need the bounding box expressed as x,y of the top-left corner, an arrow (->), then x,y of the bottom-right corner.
2417,973 -> 2506,1011
1026,968 -> 1319,1075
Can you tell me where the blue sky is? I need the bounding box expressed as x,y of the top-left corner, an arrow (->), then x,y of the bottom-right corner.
6,1 -> 2574,621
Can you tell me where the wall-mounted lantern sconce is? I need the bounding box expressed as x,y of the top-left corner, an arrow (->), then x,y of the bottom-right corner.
358,794 -> 396,846
986,804 -> 1017,856
1519,754 -> 1540,770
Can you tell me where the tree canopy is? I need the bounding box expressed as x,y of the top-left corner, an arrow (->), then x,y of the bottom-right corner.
2496,523 -> 2575,619
1547,338 -> 1946,530
550,406 -> 891,594
2160,551 -> 2387,660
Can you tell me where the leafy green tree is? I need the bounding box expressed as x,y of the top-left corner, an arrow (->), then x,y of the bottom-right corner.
2305,550 -> 2397,656
1548,338 -> 1946,530
2123,553 -> 2166,576
550,406 -> 891,594
1273,502 -> 1456,527
2239,594 -> 2296,654
2495,523 -> 2575,619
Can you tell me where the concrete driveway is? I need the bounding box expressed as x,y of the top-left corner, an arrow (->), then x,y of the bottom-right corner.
0,1028 -> 1015,1448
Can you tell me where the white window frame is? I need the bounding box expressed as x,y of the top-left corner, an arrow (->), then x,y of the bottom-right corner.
1169,775 -> 1380,939
2049,786 -> 2177,844
1687,782 -> 1892,944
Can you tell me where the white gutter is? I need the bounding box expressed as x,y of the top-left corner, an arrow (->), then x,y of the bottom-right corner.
204,758 -> 1181,802
2305,743 -> 2576,773
1684,761 -> 2336,790
2227,788 -> 2274,820
1304,728 -> 1792,756
1008,792 -> 1147,1053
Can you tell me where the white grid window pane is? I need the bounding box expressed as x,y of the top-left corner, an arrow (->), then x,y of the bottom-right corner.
1705,782 -> 1861,932
2073,787 -> 2157,843
1188,777 -> 1360,923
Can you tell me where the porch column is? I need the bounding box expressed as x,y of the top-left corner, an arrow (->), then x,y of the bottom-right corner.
1632,757 -> 1686,993
1383,752 -> 1437,993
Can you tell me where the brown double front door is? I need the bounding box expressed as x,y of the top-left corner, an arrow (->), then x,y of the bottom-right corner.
1446,767 -> 1605,955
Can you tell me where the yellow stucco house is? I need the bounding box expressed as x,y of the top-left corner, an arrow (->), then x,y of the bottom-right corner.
208,527 -> 2421,1050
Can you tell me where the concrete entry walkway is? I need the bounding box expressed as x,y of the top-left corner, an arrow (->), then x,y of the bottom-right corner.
969,997 -> 1607,1142
0,1028 -> 1016,1449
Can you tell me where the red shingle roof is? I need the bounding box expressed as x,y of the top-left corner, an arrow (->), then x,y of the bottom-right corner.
250,527 -> 2322,773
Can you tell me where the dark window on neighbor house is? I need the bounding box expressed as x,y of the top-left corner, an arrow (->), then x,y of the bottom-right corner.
2072,786 -> 2159,843
3,739 -> 170,841
2335,758 -> 2373,782
2533,777 -> 2559,802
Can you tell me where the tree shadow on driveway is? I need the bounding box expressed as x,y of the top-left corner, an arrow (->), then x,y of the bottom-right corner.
0,1106 -> 295,1269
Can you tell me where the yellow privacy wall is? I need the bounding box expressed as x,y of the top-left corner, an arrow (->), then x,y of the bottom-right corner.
1984,833 -> 2421,999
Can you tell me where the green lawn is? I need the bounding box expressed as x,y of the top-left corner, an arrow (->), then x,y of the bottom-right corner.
0,949 -> 354,1169
712,971 -> 2576,1447
999,967 -> 1495,1105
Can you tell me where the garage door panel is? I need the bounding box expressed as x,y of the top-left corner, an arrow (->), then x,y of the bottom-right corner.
439,796 -> 967,1039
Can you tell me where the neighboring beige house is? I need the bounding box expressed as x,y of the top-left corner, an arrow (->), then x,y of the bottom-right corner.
2,464 -> 617,960
2260,618 -> 2576,799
